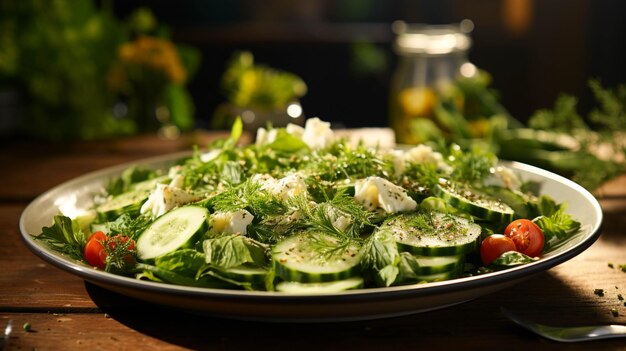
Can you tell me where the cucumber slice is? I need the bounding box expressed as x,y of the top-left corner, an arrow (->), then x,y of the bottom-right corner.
130,175 -> 169,192
433,181 -> 514,223
411,254 -> 465,275
219,266 -> 268,285
480,186 -> 530,219
137,206 -> 209,260
276,277 -> 364,294
384,212 -> 481,256
96,189 -> 150,221
414,270 -> 458,283
272,233 -> 362,283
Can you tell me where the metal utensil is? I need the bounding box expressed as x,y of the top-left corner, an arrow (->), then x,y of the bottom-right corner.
1,320 -> 12,351
501,307 -> 626,342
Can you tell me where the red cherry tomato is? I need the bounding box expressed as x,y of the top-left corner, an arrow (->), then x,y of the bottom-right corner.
504,219 -> 545,257
84,231 -> 108,269
107,234 -> 136,251
107,234 -> 136,265
480,234 -> 517,266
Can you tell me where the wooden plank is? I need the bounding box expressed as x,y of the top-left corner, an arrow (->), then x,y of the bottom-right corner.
0,313 -> 188,351
2,274 -> 626,351
0,204 -> 97,310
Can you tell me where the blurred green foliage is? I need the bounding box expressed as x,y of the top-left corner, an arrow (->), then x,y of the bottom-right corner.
0,0 -> 199,140
211,51 -> 307,130
428,72 -> 626,190
221,51 -> 307,110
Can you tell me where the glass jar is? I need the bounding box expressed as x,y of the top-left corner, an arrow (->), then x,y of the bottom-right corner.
389,20 -> 474,144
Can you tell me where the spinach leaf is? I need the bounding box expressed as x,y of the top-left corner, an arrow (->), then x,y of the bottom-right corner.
34,215 -> 86,260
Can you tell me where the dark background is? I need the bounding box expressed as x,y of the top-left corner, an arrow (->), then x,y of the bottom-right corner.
113,0 -> 626,129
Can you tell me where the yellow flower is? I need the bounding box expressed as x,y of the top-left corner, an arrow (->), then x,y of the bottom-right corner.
117,35 -> 187,84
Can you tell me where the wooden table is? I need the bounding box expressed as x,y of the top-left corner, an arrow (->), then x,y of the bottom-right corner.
1,133 -> 625,350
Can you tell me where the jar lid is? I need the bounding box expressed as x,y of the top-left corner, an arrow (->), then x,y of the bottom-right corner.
392,20 -> 473,55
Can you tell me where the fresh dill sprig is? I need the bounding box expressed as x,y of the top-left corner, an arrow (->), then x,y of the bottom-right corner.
446,144 -> 496,184
307,142 -> 393,182
179,154 -> 222,191
291,189 -> 372,240
209,179 -> 289,218
406,212 -> 436,234
104,234 -> 137,274
306,232 -> 361,261
94,213 -> 152,240
401,162 -> 441,193
405,211 -> 465,236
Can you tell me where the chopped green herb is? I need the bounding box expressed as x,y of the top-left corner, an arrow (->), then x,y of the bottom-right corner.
594,288 -> 605,297
610,308 -> 619,317
608,262 -> 614,269
620,264 -> 626,273
618,294 -> 624,301
23,322 -> 32,332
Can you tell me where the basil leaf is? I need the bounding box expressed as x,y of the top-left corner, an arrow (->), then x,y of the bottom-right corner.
34,215 -> 86,260
491,251 -> 537,266
361,231 -> 400,287
268,130 -> 308,152
154,249 -> 206,277
203,235 -> 267,269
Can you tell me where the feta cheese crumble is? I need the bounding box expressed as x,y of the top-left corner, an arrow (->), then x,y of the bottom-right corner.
140,175 -> 201,218
392,144 -> 450,177
255,117 -> 335,150
489,166 -> 522,190
301,117 -> 335,150
252,173 -> 308,200
209,209 -> 254,235
354,176 -> 417,213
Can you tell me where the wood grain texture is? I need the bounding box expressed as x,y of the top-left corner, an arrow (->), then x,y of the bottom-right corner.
1,134 -> 626,350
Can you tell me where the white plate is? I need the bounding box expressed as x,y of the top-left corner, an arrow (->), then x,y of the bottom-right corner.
19,153 -> 603,322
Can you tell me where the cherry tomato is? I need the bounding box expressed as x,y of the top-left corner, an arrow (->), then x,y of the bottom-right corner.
504,219 -> 545,257
480,234 -> 517,266
84,231 -> 108,269
107,234 -> 136,252
107,234 -> 136,265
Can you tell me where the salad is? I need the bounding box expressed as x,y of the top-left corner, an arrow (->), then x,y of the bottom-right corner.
35,118 -> 581,293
